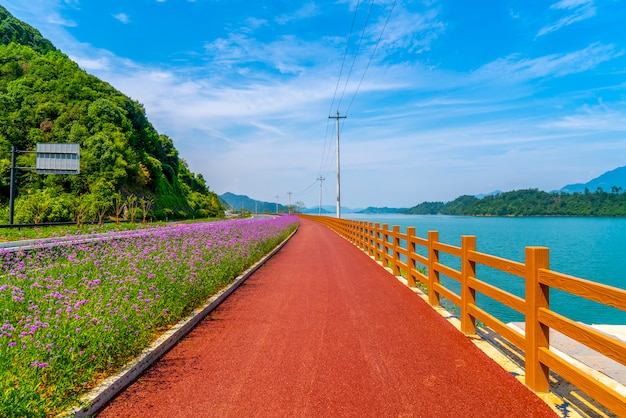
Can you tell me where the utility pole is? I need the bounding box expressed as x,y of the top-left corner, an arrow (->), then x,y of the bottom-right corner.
276,195 -> 279,214
317,176 -> 325,216
9,146 -> 16,225
329,111 -> 346,218
287,191 -> 292,215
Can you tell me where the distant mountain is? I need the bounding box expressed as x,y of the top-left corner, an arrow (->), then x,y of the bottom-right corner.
300,206 -> 334,214
357,207 -> 406,214
301,205 -> 365,214
560,166 -> 626,194
475,190 -> 503,198
220,192 -> 285,213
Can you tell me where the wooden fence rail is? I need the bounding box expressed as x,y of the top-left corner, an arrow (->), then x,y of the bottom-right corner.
298,214 -> 626,416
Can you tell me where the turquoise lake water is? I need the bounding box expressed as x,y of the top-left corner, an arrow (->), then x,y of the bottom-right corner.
343,214 -> 626,325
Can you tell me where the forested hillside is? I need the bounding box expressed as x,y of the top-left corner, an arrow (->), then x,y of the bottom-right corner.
0,6 -> 223,223
404,188 -> 626,216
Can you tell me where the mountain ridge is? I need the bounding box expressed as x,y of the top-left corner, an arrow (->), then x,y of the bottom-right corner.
559,166 -> 626,194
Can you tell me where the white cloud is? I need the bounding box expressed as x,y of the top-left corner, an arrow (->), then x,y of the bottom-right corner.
541,102 -> 626,131
113,13 -> 131,24
203,32 -> 337,75
551,0 -> 593,9
275,2 -> 319,25
474,43 -> 621,81
373,7 -> 445,55
70,55 -> 111,71
537,0 -> 595,37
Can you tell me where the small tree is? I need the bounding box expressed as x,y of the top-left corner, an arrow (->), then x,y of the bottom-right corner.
113,193 -> 125,224
71,195 -> 91,226
294,201 -> 305,214
21,189 -> 54,224
139,196 -> 154,223
126,194 -> 138,223
90,179 -> 115,225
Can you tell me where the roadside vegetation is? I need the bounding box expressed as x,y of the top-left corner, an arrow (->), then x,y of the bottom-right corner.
0,215 -> 228,242
0,216 -> 298,417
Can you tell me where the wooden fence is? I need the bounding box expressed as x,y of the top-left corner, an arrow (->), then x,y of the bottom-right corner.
298,214 -> 626,416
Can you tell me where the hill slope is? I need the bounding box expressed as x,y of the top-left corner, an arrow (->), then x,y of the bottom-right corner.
0,6 -> 223,222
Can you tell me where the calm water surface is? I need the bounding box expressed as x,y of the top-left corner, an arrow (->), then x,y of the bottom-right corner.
344,214 -> 626,325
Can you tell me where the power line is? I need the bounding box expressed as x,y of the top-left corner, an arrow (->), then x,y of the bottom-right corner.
317,1 -> 396,216
328,0 -> 362,117
345,0 -> 397,115
337,0 -> 376,113
320,0 -> 363,179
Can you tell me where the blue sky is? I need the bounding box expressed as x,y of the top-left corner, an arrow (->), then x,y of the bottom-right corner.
3,0 -> 626,209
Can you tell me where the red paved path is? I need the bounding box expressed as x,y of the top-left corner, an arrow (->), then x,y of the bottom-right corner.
99,219 -> 556,417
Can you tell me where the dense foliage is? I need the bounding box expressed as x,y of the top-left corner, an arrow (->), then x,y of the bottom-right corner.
401,201 -> 445,215
0,6 -> 224,223
403,188 -> 626,217
0,7 -> 56,55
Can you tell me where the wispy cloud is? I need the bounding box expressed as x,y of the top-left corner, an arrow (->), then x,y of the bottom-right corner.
374,7 -> 445,55
537,0 -> 596,37
113,13 -> 130,24
203,32 -> 334,75
541,102 -> 626,131
275,2 -> 319,25
474,42 -> 621,81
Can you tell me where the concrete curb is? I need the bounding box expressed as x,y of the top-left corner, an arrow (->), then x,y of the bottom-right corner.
63,227 -> 298,417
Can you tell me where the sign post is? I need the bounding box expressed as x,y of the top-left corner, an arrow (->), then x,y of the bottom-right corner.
8,143 -> 80,225
9,146 -> 17,225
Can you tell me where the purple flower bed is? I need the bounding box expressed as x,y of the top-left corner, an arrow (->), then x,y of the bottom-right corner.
0,216 -> 298,417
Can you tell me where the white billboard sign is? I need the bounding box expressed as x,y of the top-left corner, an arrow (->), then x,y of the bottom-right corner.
36,143 -> 80,174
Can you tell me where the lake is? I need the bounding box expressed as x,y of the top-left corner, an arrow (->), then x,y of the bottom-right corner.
343,214 -> 626,325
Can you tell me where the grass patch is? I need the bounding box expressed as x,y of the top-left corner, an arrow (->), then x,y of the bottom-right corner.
0,218 -> 223,242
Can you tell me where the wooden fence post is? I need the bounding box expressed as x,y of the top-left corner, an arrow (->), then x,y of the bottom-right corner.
374,223 -> 381,261
382,224 -> 389,267
365,222 -> 374,257
349,220 -> 355,243
461,235 -> 477,335
406,227 -> 417,287
428,230 -> 440,306
358,221 -> 365,250
391,225 -> 401,275
525,246 -> 550,392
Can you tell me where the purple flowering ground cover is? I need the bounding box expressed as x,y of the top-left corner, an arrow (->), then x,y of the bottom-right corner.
0,216 -> 298,417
